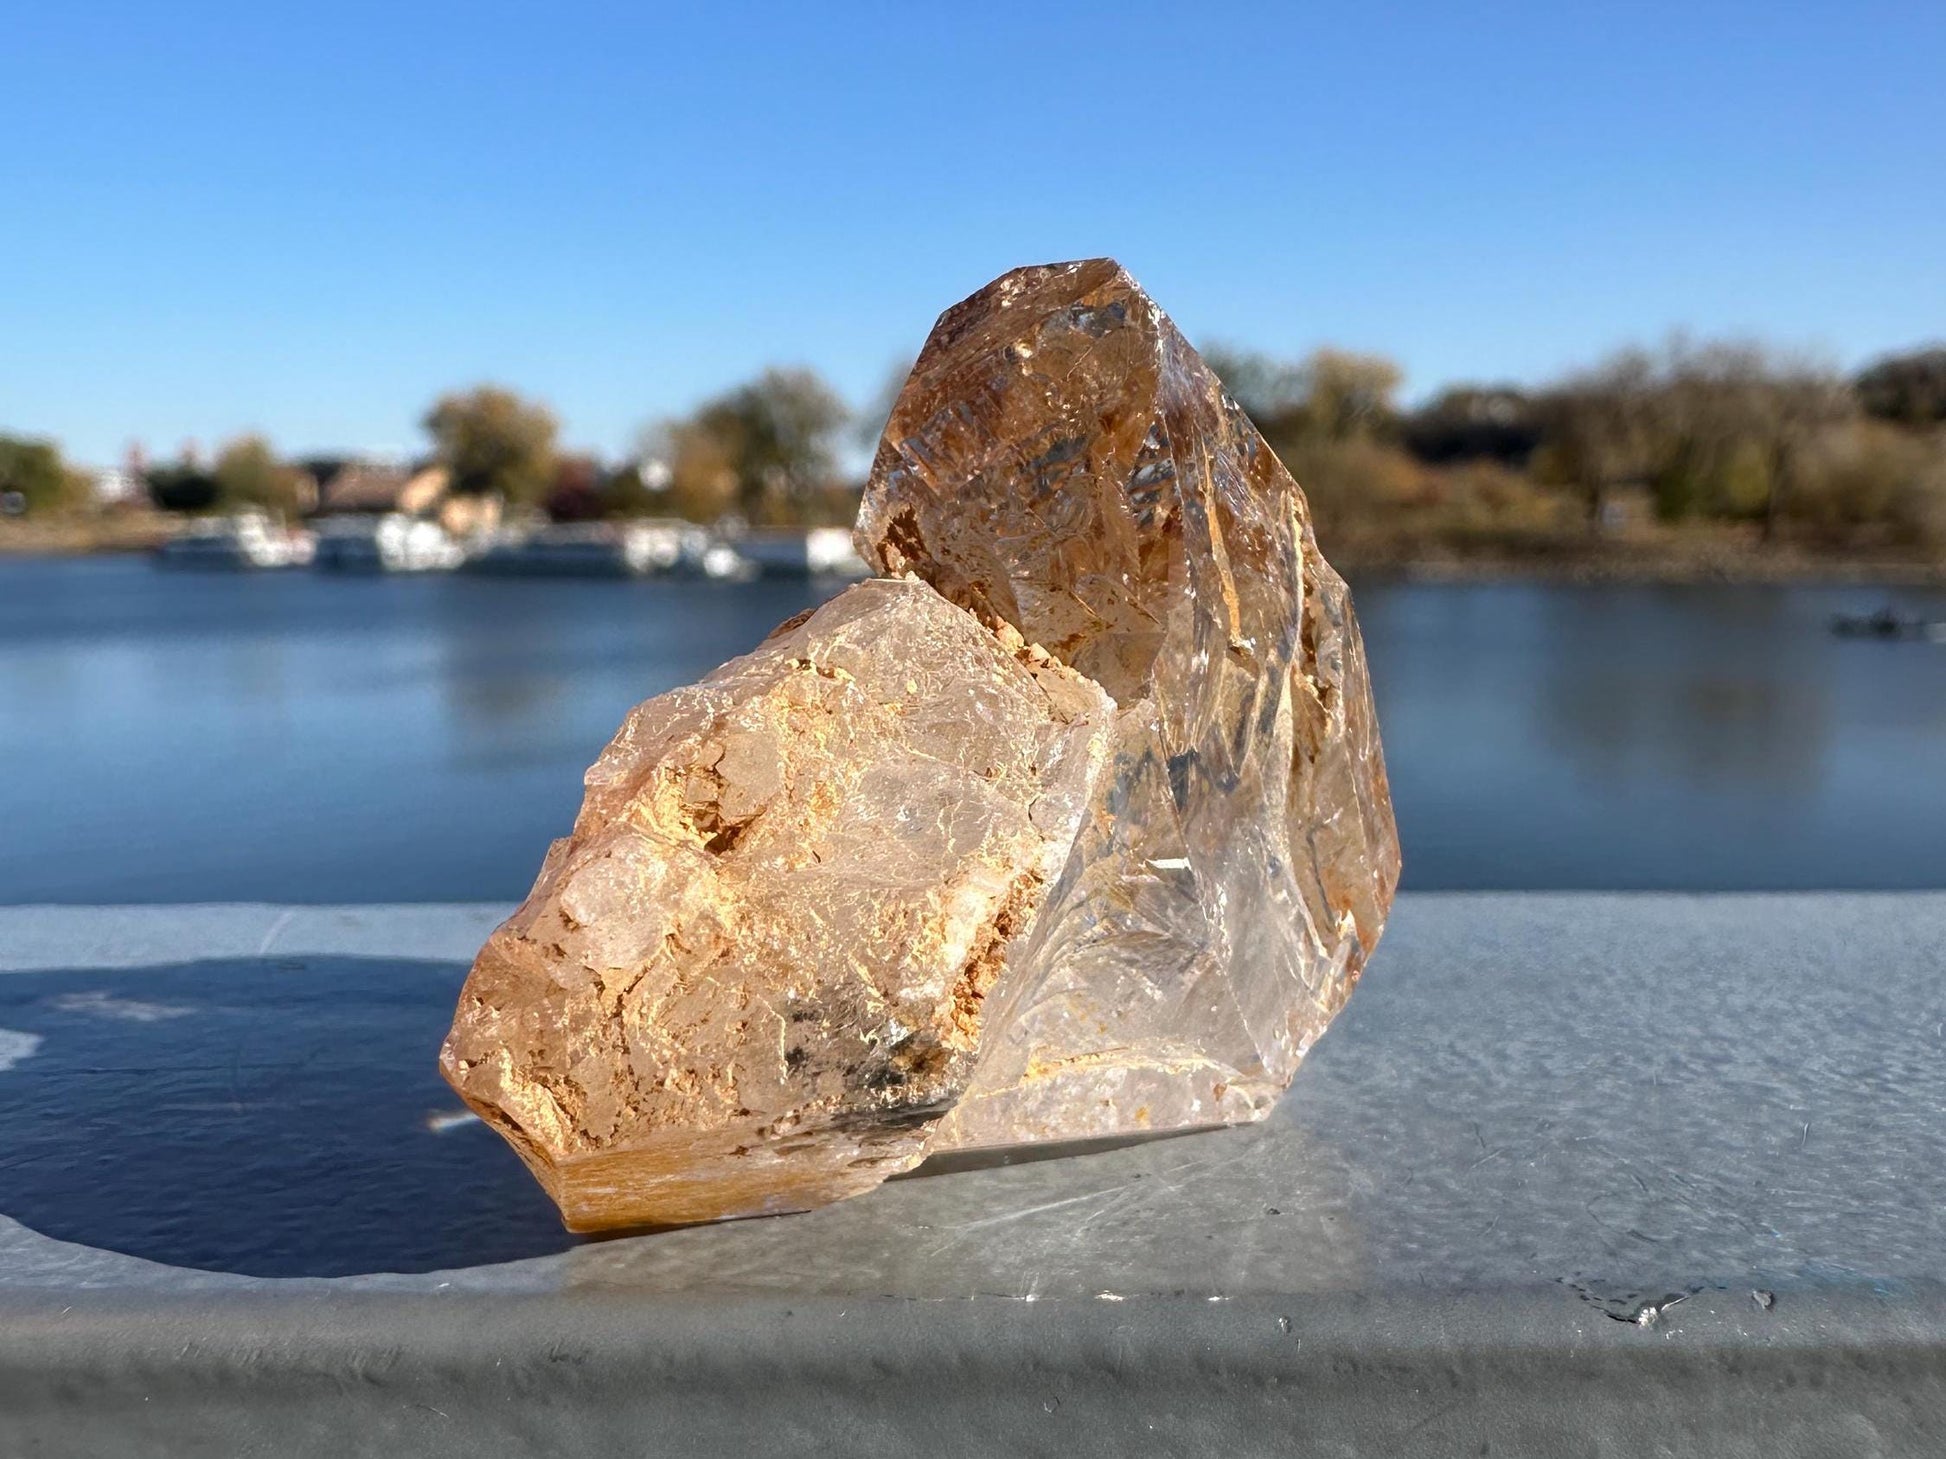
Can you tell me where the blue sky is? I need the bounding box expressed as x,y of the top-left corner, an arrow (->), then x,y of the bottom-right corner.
4,0 -> 1942,464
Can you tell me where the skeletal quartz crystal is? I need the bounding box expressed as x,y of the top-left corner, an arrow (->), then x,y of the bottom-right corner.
443,259 -> 1398,1230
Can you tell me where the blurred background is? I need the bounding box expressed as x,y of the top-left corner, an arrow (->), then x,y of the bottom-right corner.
3,1 -> 1942,903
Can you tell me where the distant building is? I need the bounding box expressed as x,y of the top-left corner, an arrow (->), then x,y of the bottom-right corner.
736,525 -> 869,577
88,466 -> 144,506
312,462 -> 449,517
306,459 -> 500,539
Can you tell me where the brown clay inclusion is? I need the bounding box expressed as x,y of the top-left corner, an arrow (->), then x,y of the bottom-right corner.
442,259 -> 1399,1230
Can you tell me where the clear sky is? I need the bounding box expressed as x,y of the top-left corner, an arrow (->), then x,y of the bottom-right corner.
5,0 -> 1942,464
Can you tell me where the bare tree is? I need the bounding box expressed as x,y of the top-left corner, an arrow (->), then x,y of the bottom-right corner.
1298,348 -> 1403,441
1534,349 -> 1660,529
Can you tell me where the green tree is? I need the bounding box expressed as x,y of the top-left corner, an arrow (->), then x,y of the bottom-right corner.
597,460 -> 666,518
146,458 -> 221,513
213,435 -> 308,516
656,367 -> 850,525
0,435 -> 79,514
423,386 -> 559,505
641,417 -> 739,524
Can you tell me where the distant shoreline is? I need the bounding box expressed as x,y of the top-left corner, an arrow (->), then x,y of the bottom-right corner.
3,516 -> 1943,587
1337,549 -> 1946,587
0,517 -> 175,557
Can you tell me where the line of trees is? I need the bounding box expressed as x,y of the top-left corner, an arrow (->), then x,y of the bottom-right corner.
144,435 -> 315,516
1211,340 -> 1946,554
0,436 -> 91,516
7,342 -> 1946,553
122,370 -> 863,529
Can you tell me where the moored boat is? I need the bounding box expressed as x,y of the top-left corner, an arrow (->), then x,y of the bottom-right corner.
153,513 -> 314,570
731,526 -> 868,578
1829,607 -> 1946,641
313,514 -> 466,573
463,520 -> 719,578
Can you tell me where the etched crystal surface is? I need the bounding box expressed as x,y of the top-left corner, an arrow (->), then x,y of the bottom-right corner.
858,258 -> 1400,1151
441,577 -> 1113,1229
444,259 -> 1397,1230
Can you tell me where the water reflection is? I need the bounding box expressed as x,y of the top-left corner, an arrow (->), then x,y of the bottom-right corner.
1535,589 -> 1831,792
1357,579 -> 1946,890
429,577 -> 829,773
1,560 -> 1943,901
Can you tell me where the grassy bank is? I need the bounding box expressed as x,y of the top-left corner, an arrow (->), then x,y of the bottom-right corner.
1339,540 -> 1946,585
1328,514 -> 1946,584
0,514 -> 174,556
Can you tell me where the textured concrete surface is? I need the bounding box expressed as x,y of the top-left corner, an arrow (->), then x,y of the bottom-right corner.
2,894 -> 1944,1455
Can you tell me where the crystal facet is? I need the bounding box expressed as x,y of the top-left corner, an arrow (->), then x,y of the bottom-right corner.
443,259 -> 1398,1230
440,577 -> 1113,1229
857,258 -> 1400,1152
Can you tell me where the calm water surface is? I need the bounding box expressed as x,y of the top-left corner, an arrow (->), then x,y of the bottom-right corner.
3,556 -> 1943,901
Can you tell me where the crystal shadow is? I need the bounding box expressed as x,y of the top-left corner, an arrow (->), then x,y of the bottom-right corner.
0,956 -> 580,1278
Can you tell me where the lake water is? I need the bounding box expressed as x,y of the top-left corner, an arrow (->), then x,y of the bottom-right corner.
2,556 -> 1942,902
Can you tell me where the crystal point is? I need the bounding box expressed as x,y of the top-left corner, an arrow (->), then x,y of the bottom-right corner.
441,577 -> 1114,1229
857,258 -> 1400,1151
445,260 -> 1398,1230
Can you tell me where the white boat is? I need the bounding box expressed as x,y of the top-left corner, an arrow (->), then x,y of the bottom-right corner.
154,513 -> 314,570
465,521 -> 722,578
313,514 -> 465,573
696,541 -> 758,581
732,526 -> 868,578
619,520 -> 716,575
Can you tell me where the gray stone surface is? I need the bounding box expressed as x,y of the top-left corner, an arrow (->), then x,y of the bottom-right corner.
2,893 -> 1944,1455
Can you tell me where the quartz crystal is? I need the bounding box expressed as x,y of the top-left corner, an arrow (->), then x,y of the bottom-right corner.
441,577 -> 1114,1229
443,259 -> 1398,1230
857,258 -> 1400,1152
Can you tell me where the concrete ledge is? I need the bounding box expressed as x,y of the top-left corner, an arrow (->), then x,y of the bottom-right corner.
2,894 -> 1944,1454
5,1287 -> 1945,1456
